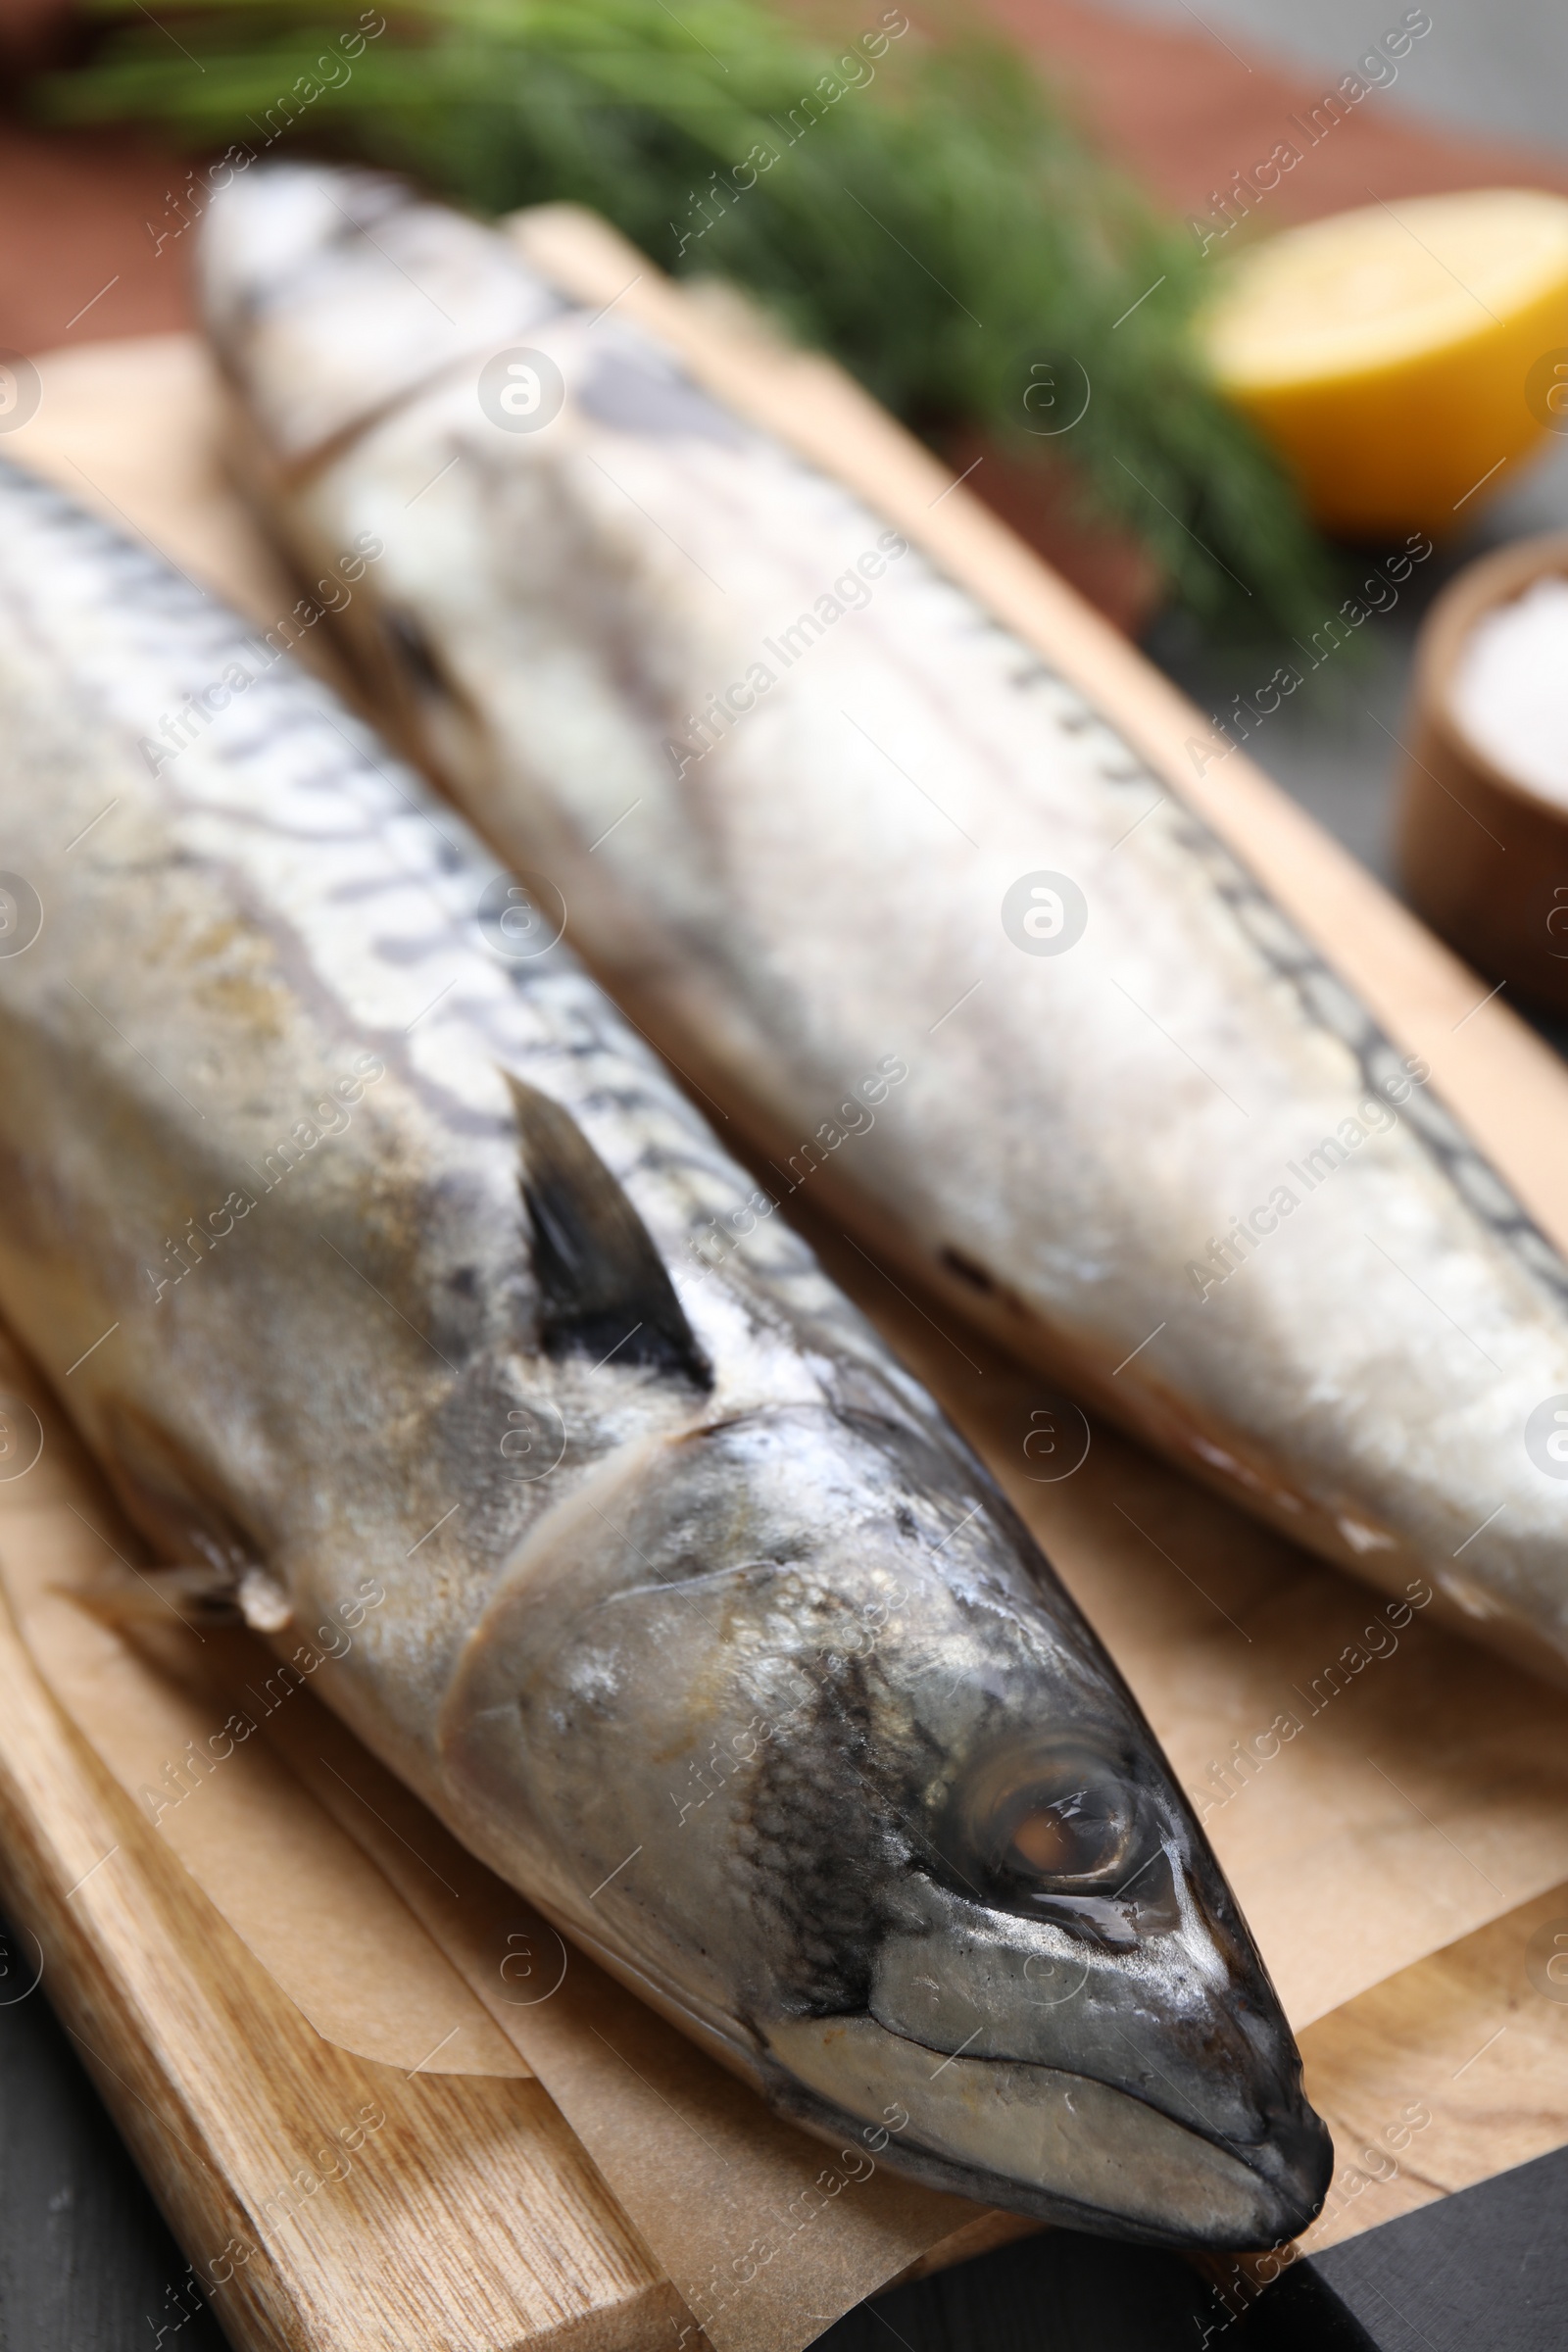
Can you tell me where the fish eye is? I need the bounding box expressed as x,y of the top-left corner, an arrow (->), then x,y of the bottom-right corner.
995,1775 -> 1136,1886
936,1741 -> 1150,1920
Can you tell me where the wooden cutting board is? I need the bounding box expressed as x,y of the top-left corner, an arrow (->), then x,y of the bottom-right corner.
5,216 -> 1568,2351
0,1394 -> 680,2352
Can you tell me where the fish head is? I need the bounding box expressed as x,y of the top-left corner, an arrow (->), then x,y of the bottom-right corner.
439,1401 -> 1330,2247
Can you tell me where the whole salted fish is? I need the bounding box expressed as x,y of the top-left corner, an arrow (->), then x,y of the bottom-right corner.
0,456 -> 1328,2244
202,165 -> 1568,1682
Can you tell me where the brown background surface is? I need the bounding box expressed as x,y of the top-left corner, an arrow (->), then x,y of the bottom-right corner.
5,0 -> 1568,359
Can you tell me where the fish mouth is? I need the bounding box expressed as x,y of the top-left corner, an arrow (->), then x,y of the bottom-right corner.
760,2014 -> 1332,2250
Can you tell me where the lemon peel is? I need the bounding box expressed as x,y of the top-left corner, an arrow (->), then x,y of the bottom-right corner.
1202,189 -> 1568,535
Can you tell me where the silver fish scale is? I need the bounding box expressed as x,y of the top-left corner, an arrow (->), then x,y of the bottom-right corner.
964,653 -> 1568,1305
195,165 -> 1568,1672
1169,811 -> 1568,1306
321,354 -> 1542,1299
187,171 -> 1523,1311
0,457 -> 865,1356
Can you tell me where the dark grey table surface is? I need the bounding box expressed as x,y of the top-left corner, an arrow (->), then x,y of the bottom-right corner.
6,4 -> 1568,2341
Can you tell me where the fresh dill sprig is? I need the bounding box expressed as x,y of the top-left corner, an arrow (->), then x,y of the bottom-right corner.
32,0 -> 1337,635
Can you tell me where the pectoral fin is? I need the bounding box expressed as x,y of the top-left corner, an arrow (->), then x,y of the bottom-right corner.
506,1073 -> 711,1389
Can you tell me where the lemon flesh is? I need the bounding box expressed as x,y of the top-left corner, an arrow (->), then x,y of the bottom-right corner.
1202,190 -> 1568,536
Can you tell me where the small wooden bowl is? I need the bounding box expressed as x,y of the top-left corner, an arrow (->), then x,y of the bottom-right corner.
1397,531 -> 1568,1015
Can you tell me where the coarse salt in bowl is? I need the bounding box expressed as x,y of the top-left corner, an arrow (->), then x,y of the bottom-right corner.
1396,530 -> 1568,1013
1451,574 -> 1568,810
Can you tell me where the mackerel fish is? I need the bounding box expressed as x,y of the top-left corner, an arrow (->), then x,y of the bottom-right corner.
201,163 -> 1568,1686
0,455 -> 1330,2244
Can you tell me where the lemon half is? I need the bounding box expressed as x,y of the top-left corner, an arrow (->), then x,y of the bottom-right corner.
1201,189 -> 1568,536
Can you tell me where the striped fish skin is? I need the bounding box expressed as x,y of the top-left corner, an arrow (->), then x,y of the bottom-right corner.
0,458 -> 1329,2245
200,164 -> 1568,1686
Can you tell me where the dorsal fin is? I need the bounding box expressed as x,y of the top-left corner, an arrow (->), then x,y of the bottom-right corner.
505,1073 -> 711,1389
